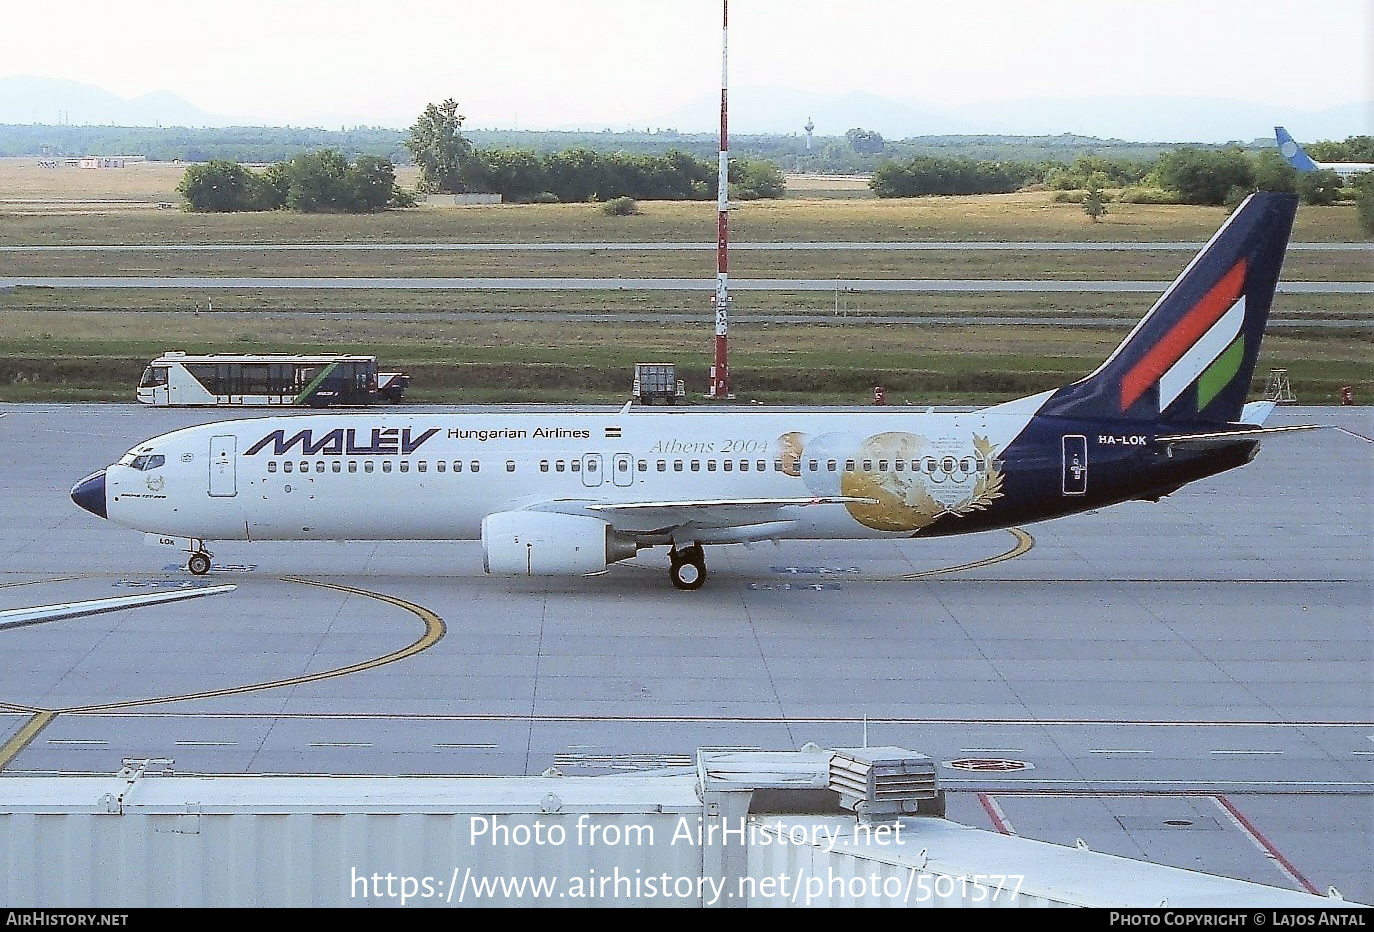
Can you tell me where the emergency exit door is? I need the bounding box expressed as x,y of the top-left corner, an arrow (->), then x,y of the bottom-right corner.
1062,435 -> 1087,496
209,435 -> 237,497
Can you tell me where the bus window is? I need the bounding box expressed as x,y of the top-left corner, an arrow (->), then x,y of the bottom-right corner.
139,367 -> 168,388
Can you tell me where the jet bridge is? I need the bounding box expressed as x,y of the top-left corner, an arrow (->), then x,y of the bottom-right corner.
0,749 -> 1356,908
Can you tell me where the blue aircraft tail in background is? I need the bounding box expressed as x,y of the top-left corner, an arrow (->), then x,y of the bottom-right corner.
1275,126 -> 1320,172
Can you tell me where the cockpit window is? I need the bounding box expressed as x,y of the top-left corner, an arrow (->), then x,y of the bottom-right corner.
129,454 -> 165,471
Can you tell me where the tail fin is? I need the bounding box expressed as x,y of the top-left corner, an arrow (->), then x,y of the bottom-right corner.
1039,191 -> 1298,426
1275,126 -> 1319,173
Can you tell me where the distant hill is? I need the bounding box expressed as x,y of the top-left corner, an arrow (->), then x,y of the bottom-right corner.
648,85 -> 1372,145
0,75 -> 220,127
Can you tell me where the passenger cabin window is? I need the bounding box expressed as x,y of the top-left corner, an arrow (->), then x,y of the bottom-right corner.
382,461 -> 392,473
506,460 -> 516,472
268,462 -> 277,473
470,462 -> 480,473
365,462 -> 374,473
400,461 -> 409,473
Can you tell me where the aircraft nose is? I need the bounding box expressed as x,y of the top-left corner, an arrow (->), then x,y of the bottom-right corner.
70,470 -> 107,519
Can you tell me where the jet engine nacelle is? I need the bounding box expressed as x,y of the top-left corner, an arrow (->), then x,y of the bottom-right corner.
481,511 -> 638,576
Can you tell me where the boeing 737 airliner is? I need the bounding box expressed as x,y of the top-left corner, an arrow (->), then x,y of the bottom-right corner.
72,193 -> 1303,590
1275,127 -> 1373,181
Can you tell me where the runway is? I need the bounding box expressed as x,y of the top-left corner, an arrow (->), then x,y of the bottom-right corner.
0,241 -> 1368,251
0,403 -> 1370,900
2,275 -> 1369,293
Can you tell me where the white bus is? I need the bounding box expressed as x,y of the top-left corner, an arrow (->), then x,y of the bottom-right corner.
136,353 -> 409,407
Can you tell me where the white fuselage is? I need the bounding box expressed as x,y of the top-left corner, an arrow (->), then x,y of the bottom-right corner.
104,405 -> 1041,544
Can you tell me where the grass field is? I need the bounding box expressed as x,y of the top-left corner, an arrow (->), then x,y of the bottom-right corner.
1,158 -> 1369,404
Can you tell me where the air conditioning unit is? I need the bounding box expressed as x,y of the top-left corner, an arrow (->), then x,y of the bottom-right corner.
829,747 -> 942,819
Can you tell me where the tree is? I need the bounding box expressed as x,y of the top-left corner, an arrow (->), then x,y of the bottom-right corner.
1296,169 -> 1343,206
1152,148 -> 1254,206
1252,149 -> 1298,194
284,149 -> 353,211
845,127 -> 885,154
177,160 -> 271,212
406,99 -> 472,194
1353,174 -> 1374,235
1083,186 -> 1108,222
349,155 -> 403,211
730,157 -> 786,200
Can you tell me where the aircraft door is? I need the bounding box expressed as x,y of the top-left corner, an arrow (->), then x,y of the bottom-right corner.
1061,435 -> 1087,496
581,453 -> 603,488
612,453 -> 633,487
209,435 -> 237,497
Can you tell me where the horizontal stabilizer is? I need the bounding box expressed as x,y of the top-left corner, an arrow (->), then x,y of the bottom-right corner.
1156,423 -> 1319,449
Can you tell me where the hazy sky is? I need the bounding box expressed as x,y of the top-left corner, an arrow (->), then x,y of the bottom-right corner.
6,0 -> 1370,129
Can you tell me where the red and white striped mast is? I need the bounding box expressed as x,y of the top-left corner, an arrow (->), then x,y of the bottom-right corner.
708,0 -> 733,399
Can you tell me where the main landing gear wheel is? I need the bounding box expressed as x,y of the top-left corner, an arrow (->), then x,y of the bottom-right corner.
187,552 -> 212,576
669,544 -> 707,591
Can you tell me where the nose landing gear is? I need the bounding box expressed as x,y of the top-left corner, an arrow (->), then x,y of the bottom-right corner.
668,544 -> 707,590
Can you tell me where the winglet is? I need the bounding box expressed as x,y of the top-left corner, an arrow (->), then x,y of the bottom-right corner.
1240,400 -> 1277,425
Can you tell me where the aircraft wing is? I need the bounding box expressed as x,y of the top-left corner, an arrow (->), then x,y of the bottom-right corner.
0,585 -> 236,630
531,495 -> 876,540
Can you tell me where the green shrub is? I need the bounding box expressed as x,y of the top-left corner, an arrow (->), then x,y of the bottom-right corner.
1117,186 -> 1179,205
601,196 -> 640,216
